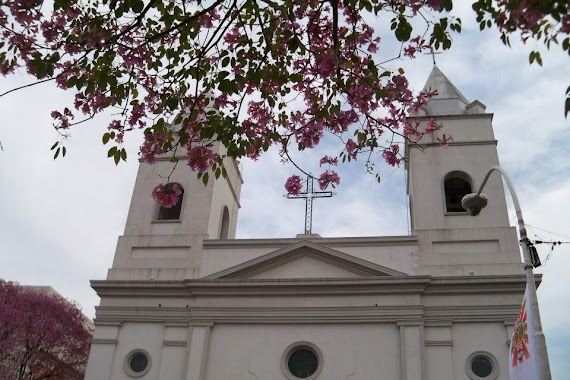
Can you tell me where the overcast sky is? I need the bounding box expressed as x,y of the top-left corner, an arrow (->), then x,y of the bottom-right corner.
1,3 -> 569,377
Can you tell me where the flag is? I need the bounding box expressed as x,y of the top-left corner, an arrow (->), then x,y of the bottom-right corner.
509,285 -> 540,379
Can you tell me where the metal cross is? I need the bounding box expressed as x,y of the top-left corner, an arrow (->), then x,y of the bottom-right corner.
425,49 -> 443,65
286,176 -> 334,234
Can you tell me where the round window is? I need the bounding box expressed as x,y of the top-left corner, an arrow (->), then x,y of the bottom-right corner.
288,348 -> 318,378
124,350 -> 151,377
130,353 -> 148,373
465,351 -> 499,380
281,342 -> 323,380
471,356 -> 492,377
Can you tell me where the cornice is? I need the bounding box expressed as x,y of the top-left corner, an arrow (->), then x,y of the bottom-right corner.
424,304 -> 520,322
190,276 -> 431,295
407,113 -> 494,121
95,305 -> 190,323
92,277 -> 432,297
95,305 -> 425,324
93,303 -> 519,325
91,274 -> 530,298
407,140 -> 498,149
203,235 -> 418,249
424,275 -> 531,295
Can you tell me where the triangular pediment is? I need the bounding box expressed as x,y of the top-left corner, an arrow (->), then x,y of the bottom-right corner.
204,241 -> 406,279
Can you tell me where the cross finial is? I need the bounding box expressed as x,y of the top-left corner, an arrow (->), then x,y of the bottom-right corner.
286,175 -> 334,234
425,49 -> 443,65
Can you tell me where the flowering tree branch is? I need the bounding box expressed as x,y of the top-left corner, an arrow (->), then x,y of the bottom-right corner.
0,0 -> 568,205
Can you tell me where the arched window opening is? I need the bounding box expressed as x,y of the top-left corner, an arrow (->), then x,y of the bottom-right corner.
444,173 -> 472,213
220,206 -> 230,239
157,183 -> 184,220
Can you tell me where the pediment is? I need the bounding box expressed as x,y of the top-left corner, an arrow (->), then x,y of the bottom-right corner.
204,241 -> 406,279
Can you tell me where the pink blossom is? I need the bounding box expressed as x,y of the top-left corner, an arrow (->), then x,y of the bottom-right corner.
345,139 -> 358,159
140,131 -> 168,164
382,144 -> 401,166
319,155 -> 338,167
50,107 -> 74,128
437,133 -> 453,148
318,170 -> 340,190
152,183 -> 183,208
187,146 -> 217,172
425,117 -> 438,134
285,175 -> 303,195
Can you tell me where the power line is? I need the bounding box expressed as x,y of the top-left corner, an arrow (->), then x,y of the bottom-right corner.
524,225 -> 568,267
526,224 -> 570,240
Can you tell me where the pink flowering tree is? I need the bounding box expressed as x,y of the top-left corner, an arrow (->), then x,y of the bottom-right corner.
0,280 -> 92,380
0,0 -> 568,205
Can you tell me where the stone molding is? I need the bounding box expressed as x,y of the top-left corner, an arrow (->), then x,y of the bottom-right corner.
92,274 -> 528,297
407,113 -> 493,121
408,140 -> 499,149
90,276 -> 525,324
95,305 -> 425,324
92,276 -> 431,297
424,340 -> 453,346
424,275 -> 529,294
93,304 -> 520,325
424,305 -> 519,322
90,338 -> 118,345
163,340 -> 187,346
203,235 -> 418,249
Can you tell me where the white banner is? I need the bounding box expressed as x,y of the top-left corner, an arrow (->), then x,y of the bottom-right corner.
509,285 -> 540,379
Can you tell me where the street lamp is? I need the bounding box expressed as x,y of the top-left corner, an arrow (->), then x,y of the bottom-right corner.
461,165 -> 551,380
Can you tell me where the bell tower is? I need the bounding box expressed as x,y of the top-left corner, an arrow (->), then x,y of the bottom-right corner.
107,142 -> 243,281
406,66 -> 522,276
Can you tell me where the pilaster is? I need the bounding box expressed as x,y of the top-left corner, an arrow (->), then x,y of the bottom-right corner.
84,323 -> 120,380
185,322 -> 214,380
397,321 -> 424,380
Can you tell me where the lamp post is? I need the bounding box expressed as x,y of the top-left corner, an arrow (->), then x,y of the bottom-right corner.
461,165 -> 551,380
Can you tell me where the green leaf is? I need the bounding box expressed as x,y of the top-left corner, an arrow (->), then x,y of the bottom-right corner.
54,147 -> 60,159
120,148 -> 127,161
50,141 -> 59,151
394,16 -> 412,42
62,146 -> 66,157
53,0 -> 71,10
102,133 -> 111,145
108,146 -> 117,158
166,97 -> 178,111
66,76 -> 77,88
202,172 -> 209,186
131,0 -> 144,13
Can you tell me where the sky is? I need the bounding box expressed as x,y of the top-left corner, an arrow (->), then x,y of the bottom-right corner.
1,3 -> 569,378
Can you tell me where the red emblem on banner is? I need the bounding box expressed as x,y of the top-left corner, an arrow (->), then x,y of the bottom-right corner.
511,297 -> 531,367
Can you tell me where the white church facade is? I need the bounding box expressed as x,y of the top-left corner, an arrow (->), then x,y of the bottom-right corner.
85,67 -> 527,380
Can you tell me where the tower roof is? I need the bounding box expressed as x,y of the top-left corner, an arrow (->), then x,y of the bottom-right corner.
422,65 -> 472,116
